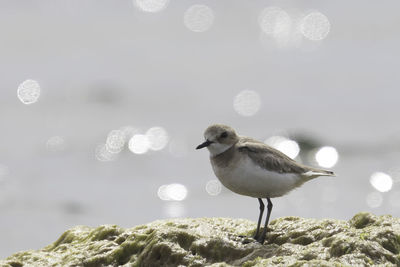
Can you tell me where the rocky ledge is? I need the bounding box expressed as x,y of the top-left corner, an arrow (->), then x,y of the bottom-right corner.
1,212 -> 400,266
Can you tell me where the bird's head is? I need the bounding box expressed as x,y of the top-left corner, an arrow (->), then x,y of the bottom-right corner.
196,124 -> 239,156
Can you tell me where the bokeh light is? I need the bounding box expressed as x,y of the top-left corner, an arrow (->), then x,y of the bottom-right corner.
95,144 -> 117,162
157,183 -> 188,201
17,79 -> 41,104
300,11 -> 330,41
366,191 -> 383,208
120,126 -> 139,140
233,90 -> 261,117
134,0 -> 169,13
106,130 -> 126,154
46,136 -> 67,152
370,172 -> 393,193
388,167 -> 400,183
265,136 -> 300,159
128,134 -> 150,155
205,179 -> 222,196
184,5 -> 215,32
315,146 -> 338,168
146,127 -> 169,151
258,7 -> 304,49
259,7 -> 291,36
157,185 -> 170,201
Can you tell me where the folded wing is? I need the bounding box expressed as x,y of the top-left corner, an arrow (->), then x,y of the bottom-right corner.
237,137 -> 334,178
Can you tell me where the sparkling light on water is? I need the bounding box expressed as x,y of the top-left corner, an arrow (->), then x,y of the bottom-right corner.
157,185 -> 170,201
164,202 -> 185,218
259,7 -> 291,36
315,146 -> 338,168
370,172 -> 393,193
388,167 -> 400,183
233,90 -> 261,117
184,5 -> 215,32
46,136 -> 67,152
120,126 -> 139,140
265,136 -> 300,159
300,11 -> 330,41
134,0 -> 169,13
129,134 -> 150,154
17,79 -> 41,104
258,6 -> 302,49
106,130 -> 126,154
157,183 -> 188,201
95,144 -> 117,162
366,191 -> 383,208
146,127 -> 169,151
205,179 -> 222,196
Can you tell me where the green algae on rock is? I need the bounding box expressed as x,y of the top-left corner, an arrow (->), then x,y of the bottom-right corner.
1,213 -> 400,266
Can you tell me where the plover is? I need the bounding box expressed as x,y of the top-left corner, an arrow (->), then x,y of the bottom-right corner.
196,124 -> 335,244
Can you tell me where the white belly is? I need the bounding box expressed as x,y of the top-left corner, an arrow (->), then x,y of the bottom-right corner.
213,156 -> 302,198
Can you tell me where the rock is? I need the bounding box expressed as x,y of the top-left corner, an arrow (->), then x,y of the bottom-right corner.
1,212 -> 399,266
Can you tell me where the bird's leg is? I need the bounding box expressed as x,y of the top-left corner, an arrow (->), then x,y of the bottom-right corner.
253,198 -> 264,240
257,198 -> 273,244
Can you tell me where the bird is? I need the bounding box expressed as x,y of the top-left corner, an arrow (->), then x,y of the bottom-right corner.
196,124 -> 335,244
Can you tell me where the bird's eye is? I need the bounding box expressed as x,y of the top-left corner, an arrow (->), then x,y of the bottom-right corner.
220,132 -> 228,138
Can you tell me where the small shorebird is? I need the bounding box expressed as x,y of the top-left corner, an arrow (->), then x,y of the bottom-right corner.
196,124 -> 335,244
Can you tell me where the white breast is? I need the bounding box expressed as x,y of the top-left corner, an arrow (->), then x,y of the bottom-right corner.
212,155 -> 302,198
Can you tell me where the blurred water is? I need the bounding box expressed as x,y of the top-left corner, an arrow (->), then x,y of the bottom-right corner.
1,0 -> 400,258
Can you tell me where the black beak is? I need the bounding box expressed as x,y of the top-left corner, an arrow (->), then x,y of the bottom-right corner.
196,140 -> 213,150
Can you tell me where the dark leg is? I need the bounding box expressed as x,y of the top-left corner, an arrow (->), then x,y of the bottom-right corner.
253,198 -> 264,240
257,198 -> 273,244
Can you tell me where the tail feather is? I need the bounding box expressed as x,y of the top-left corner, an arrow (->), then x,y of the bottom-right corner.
302,169 -> 336,179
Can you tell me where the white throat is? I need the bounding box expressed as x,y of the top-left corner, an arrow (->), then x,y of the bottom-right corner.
207,143 -> 232,157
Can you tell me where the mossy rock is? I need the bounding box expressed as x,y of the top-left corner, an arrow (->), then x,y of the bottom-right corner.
1,213 -> 399,266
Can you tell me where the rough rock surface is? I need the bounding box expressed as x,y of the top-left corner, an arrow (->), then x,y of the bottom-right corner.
1,212 -> 400,266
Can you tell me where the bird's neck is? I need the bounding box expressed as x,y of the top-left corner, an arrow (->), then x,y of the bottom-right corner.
210,145 -> 236,168
208,143 -> 233,157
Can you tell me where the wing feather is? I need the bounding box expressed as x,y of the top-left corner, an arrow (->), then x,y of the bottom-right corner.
237,138 -> 308,174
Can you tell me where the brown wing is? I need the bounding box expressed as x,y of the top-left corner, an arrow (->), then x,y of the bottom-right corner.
237,138 -> 308,174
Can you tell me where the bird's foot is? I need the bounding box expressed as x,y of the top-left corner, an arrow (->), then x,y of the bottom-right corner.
256,236 -> 266,244
241,235 -> 266,244
241,237 -> 256,244
237,233 -> 267,244
237,235 -> 256,244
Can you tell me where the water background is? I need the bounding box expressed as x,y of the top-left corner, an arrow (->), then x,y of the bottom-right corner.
1,0 -> 400,258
